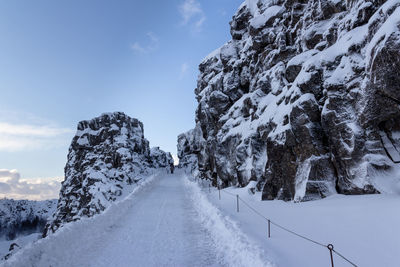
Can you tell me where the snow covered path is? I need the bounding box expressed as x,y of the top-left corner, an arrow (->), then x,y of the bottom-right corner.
3,172 -> 274,267
2,173 -> 231,267
88,173 -> 220,266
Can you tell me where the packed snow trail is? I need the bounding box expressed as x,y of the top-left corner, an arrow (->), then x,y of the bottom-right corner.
88,173 -> 221,267
2,173 -> 222,267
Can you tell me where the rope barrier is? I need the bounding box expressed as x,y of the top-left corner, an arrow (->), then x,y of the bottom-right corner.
216,187 -> 358,267
268,219 -> 326,248
332,249 -> 358,267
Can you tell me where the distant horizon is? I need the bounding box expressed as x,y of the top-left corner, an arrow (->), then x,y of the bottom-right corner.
0,0 -> 243,200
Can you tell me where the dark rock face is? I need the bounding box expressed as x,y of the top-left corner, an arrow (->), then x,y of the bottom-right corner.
177,125 -> 205,174
0,199 -> 56,240
44,112 -> 173,235
190,0 -> 400,201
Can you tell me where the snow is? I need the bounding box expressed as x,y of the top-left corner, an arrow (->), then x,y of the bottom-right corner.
250,6 -> 283,29
293,157 -> 312,202
0,199 -> 57,259
202,47 -> 221,63
366,5 -> 400,66
245,0 -> 260,17
184,176 -> 274,267
196,175 -> 400,267
0,233 -> 41,260
313,23 -> 368,65
3,171 -> 274,267
286,49 -> 318,68
75,127 -> 101,137
2,170 -> 400,266
76,136 -> 89,146
221,42 -> 237,59
324,56 -> 355,86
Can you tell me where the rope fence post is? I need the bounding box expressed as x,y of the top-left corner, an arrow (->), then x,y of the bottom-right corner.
218,186 -> 221,200
268,219 -> 271,238
236,195 -> 239,212
327,244 -> 334,267
209,183 -> 211,193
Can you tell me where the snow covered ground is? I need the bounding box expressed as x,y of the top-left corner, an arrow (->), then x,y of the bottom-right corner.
3,170 -> 398,266
0,233 -> 41,260
191,174 -> 400,267
1,171 -> 273,267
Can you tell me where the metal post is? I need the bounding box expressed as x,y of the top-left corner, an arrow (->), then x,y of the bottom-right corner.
236,195 -> 239,212
209,183 -> 211,193
327,244 -> 334,267
268,220 -> 271,238
218,186 -> 221,200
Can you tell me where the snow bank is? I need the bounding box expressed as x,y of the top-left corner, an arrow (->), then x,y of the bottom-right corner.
203,181 -> 400,267
183,175 -> 275,267
1,172 -> 161,266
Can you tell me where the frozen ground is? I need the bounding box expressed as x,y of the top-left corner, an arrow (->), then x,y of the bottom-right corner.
194,175 -> 400,267
1,171 -> 273,267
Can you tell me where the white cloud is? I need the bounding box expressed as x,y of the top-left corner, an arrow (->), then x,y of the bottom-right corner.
0,121 -> 72,152
131,31 -> 159,53
146,31 -> 159,43
130,42 -> 146,53
179,62 -> 189,79
179,0 -> 206,31
0,122 -> 70,137
0,169 -> 62,200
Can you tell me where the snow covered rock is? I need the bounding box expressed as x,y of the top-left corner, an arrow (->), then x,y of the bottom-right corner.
150,147 -> 174,172
192,0 -> 400,201
177,125 -> 205,175
44,112 -> 172,235
0,199 -> 56,240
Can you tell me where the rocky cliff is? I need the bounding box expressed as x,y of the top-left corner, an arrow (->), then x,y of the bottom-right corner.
44,112 -> 173,235
184,0 -> 400,201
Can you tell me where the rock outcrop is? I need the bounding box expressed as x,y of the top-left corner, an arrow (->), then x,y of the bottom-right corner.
150,147 -> 175,172
44,112 -> 173,235
177,125 -> 204,174
189,0 -> 400,201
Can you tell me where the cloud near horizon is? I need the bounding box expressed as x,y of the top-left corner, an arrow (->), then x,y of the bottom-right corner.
0,121 -> 72,152
179,0 -> 206,31
0,169 -> 62,200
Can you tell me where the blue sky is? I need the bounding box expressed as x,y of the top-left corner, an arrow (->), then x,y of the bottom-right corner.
0,0 -> 243,199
